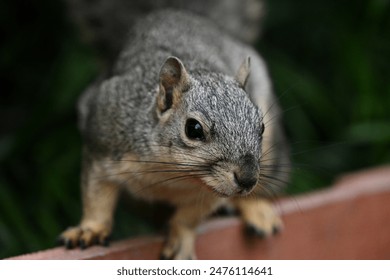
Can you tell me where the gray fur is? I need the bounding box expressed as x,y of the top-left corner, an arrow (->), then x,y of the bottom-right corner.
79,9 -> 289,197
59,7 -> 290,259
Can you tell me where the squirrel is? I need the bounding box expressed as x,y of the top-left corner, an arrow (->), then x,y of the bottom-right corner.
59,4 -> 290,260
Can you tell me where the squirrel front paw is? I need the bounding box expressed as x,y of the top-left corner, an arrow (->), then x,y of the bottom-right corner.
58,221 -> 111,249
160,226 -> 196,260
236,199 -> 283,238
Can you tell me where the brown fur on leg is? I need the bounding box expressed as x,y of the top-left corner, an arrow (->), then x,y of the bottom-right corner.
59,158 -> 120,249
160,198 -> 218,260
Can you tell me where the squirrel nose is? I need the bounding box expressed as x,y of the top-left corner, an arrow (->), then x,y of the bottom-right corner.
234,172 -> 258,190
233,154 -> 259,191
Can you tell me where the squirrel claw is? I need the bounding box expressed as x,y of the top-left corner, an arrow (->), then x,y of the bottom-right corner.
272,225 -> 281,235
79,239 -> 87,250
59,223 -> 111,249
159,253 -> 171,260
57,236 -> 76,249
160,253 -> 193,260
245,223 -> 282,238
245,224 -> 266,238
66,239 -> 75,249
102,236 -> 110,247
57,235 -> 76,249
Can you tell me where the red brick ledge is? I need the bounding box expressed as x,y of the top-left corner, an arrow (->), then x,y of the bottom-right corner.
6,165 -> 390,260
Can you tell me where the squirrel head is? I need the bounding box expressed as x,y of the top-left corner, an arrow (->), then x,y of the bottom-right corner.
152,56 -> 265,197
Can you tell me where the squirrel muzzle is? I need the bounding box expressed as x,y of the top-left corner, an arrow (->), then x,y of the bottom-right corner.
233,154 -> 259,193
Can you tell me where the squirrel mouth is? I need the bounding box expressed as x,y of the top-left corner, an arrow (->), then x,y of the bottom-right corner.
209,183 -> 255,198
199,176 -> 252,197
211,188 -> 252,198
207,184 -> 249,198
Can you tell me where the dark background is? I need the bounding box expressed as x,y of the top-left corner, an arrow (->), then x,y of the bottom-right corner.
1,0 -> 389,258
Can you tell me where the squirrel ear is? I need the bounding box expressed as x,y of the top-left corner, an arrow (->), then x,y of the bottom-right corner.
235,56 -> 251,89
157,56 -> 189,113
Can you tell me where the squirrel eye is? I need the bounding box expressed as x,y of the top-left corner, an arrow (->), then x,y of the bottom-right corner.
185,118 -> 205,141
260,122 -> 265,135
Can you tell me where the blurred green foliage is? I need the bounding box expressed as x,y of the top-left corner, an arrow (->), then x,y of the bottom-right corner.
0,0 -> 389,258
261,0 -> 390,193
